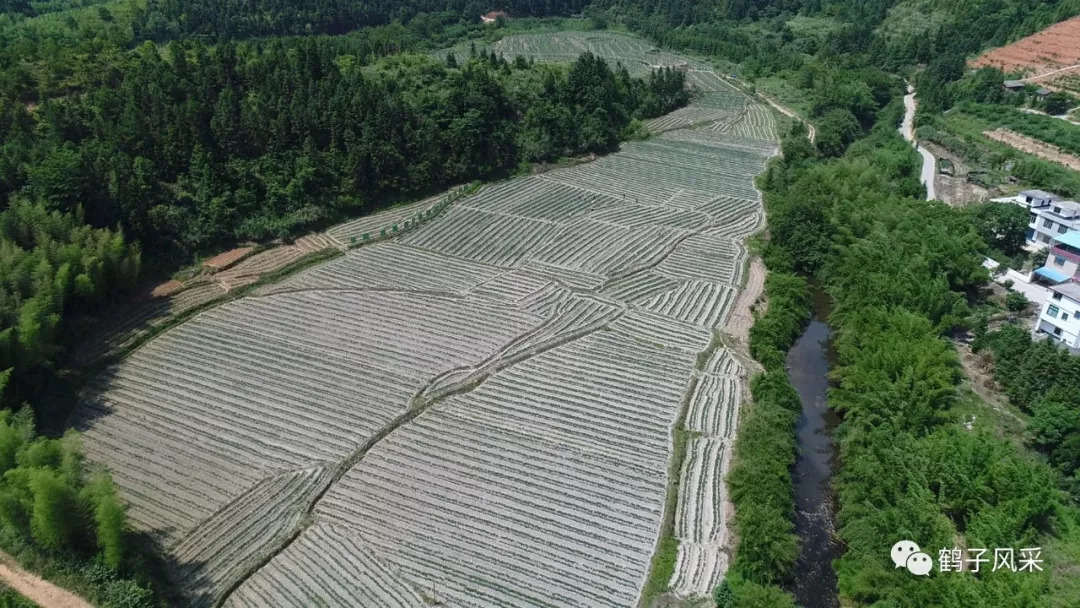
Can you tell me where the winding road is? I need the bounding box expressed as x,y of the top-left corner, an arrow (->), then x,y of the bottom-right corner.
901,84 -> 937,201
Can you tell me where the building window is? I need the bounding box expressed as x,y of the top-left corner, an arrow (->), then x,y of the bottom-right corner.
1055,256 -> 1067,266
1054,292 -> 1064,300
1063,313 -> 1070,321
1041,234 -> 1052,243
1048,305 -> 1060,317
1055,327 -> 1063,336
1030,213 -> 1037,223
1060,225 -> 1069,234
1044,218 -> 1055,228
1054,206 -> 1062,214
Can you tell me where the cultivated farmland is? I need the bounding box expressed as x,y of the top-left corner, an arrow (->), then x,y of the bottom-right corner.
970,15 -> 1080,77
73,31 -> 780,607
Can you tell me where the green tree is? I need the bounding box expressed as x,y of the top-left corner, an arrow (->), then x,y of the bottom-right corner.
1044,92 -> 1072,116
969,202 -> 1030,257
27,469 -> 81,552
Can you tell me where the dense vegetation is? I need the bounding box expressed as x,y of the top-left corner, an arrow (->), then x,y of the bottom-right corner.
0,203 -> 140,403
2,39 -> 684,254
722,242 -> 810,607
758,91 -> 1076,606
0,375 -> 153,606
980,325 -> 1080,498
134,0 -> 588,41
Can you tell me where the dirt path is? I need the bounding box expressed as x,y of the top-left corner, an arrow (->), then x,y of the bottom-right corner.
726,256 -> 766,346
1020,63 -> 1080,83
758,93 -> 815,143
0,551 -> 93,608
985,127 -> 1080,171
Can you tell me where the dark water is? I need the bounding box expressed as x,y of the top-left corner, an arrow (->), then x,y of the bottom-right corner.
785,290 -> 840,608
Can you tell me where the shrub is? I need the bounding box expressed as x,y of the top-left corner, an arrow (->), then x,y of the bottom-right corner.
1005,291 -> 1028,311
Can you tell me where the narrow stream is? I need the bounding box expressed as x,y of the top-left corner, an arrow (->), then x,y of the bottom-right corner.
786,288 -> 840,608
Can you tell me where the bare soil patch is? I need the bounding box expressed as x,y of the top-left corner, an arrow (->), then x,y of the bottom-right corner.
921,141 -> 992,207
203,246 -> 254,271
971,16 -> 1080,76
984,127 -> 1080,171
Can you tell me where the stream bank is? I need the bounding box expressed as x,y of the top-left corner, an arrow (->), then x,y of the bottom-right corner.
785,287 -> 840,608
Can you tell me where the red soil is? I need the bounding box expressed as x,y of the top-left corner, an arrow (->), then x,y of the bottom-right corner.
203,246 -> 253,270
971,16 -> 1080,76
150,279 -> 184,298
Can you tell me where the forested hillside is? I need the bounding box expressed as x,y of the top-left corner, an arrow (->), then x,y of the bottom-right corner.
0,27 -> 687,402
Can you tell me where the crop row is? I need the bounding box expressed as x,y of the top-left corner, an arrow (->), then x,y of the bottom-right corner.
173,466 -> 332,607
227,523 -> 423,608
641,280 -> 735,328
675,437 -> 729,544
262,242 -> 499,296
75,290 -> 544,549
492,31 -> 694,77
608,309 -> 712,353
729,105 -> 778,141
297,330 -> 699,607
685,375 -> 742,437
670,539 -> 729,598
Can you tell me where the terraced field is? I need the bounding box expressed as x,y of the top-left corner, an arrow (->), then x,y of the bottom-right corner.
73,32 -> 780,607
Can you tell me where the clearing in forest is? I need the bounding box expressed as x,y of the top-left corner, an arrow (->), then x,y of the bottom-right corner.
970,15 -> 1080,78
72,31 -> 780,608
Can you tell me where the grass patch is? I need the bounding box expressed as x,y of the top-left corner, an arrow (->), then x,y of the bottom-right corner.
641,536 -> 680,601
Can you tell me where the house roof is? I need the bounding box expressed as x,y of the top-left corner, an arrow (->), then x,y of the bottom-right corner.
1003,80 -> 1026,88
1051,201 -> 1080,214
1053,230 -> 1080,250
1051,282 -> 1080,302
1035,266 -> 1070,283
1020,189 -> 1063,201
1036,88 -> 1053,96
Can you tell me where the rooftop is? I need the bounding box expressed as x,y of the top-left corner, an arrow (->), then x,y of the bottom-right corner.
1020,189 -> 1063,201
1035,266 -> 1070,283
1040,200 -> 1080,218
1004,80 -> 1026,88
1051,282 -> 1080,302
1053,230 -> 1080,250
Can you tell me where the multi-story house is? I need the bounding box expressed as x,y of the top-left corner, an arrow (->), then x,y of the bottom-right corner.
1033,230 -> 1080,285
1035,283 -> 1080,350
1021,191 -> 1080,249
1015,189 -> 1063,209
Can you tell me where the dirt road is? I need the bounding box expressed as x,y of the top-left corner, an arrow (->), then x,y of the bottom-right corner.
900,85 -> 937,200
758,94 -> 816,143
0,551 -> 93,608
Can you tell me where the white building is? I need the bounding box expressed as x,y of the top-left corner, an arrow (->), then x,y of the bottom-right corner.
1010,189 -> 1080,249
1035,282 -> 1080,350
1015,189 -> 1062,209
